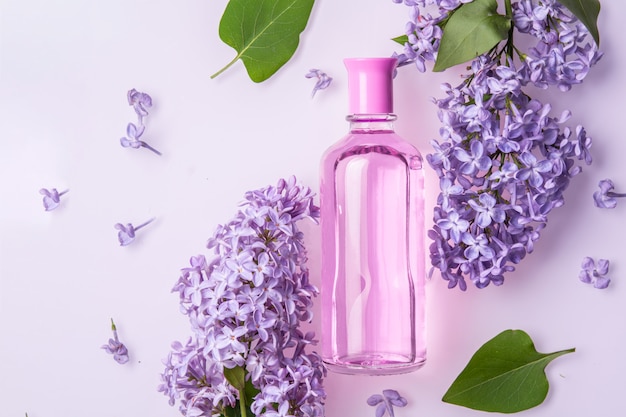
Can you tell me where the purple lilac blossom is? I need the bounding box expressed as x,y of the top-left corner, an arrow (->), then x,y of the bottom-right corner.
367,389 -> 408,417
102,318 -> 130,364
579,257 -> 610,289
114,218 -> 155,246
393,0 -> 600,289
120,88 -> 161,155
39,188 -> 68,211
593,179 -> 626,209
128,88 -> 152,121
305,69 -> 333,98
159,176 -> 325,417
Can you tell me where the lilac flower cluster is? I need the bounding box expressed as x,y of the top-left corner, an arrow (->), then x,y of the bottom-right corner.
513,0 -> 602,91
159,177 -> 325,417
394,0 -> 601,289
391,0 -> 472,72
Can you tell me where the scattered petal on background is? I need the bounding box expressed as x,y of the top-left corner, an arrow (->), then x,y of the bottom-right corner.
119,89 -> 161,155
39,188 -> 68,211
579,256 -> 611,289
594,178 -> 626,209
102,318 -> 129,364
366,390 -> 407,417
114,218 -> 155,246
305,69 -> 332,98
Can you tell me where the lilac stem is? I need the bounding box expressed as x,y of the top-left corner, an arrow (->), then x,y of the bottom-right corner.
58,189 -> 70,197
607,192 -> 626,198
140,141 -> 162,156
135,217 -> 155,231
110,318 -> 121,342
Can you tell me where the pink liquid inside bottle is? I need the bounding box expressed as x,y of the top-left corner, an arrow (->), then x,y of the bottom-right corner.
320,58 -> 426,375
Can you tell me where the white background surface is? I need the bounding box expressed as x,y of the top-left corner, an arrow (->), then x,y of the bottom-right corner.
1,1 -> 625,416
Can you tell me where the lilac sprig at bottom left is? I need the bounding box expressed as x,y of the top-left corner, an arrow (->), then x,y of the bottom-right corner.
159,176 -> 326,417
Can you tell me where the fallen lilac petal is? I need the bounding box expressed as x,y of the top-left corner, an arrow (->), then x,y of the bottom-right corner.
305,69 -> 333,98
115,223 -> 136,246
127,88 -> 153,118
366,394 -> 384,406
120,89 -> 161,156
579,256 -> 611,290
115,218 -> 155,246
102,318 -> 129,364
594,276 -> 610,289
367,390 -> 407,417
375,403 -> 387,417
39,188 -> 69,211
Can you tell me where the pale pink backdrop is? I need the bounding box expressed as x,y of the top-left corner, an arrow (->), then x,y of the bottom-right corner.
1,1 -> 625,416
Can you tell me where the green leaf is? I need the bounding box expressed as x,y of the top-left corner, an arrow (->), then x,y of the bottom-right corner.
558,0 -> 601,45
244,378 -> 261,404
211,0 -> 315,82
433,0 -> 510,72
222,367 -> 260,417
442,329 -> 575,413
392,34 -> 409,45
224,366 -> 246,391
223,401 -> 253,417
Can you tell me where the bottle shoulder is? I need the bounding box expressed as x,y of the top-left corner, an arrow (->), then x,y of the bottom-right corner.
322,131 -> 423,160
321,131 -> 423,172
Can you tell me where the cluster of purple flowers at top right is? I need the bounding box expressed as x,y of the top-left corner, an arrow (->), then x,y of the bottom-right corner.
393,0 -> 602,290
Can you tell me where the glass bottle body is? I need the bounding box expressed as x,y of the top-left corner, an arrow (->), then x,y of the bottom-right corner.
320,115 -> 426,375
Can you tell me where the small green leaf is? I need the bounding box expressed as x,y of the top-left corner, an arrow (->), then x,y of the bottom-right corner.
222,366 -> 260,417
433,0 -> 510,72
392,34 -> 409,45
224,366 -> 246,391
442,329 -> 575,413
211,0 -> 315,82
559,0 -> 601,45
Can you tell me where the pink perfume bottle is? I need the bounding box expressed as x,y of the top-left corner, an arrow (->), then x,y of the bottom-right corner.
320,57 -> 426,375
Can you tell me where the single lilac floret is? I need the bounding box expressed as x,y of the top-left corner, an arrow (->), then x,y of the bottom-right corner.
367,389 -> 408,417
593,179 -> 626,209
102,318 -> 129,364
305,69 -> 333,98
579,256 -> 611,289
128,88 -> 153,120
114,217 -> 155,246
39,188 -> 69,211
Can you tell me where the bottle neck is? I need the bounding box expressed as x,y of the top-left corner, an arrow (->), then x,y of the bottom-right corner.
347,113 -> 397,133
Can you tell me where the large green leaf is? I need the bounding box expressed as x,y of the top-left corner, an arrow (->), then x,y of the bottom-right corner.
433,0 -> 510,72
559,0 -> 601,45
442,329 -> 575,413
211,0 -> 315,82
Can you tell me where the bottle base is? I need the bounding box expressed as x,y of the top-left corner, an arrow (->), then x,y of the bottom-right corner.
323,355 -> 425,376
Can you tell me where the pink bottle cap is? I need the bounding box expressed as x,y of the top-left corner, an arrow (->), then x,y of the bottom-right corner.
345,57 -> 398,115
